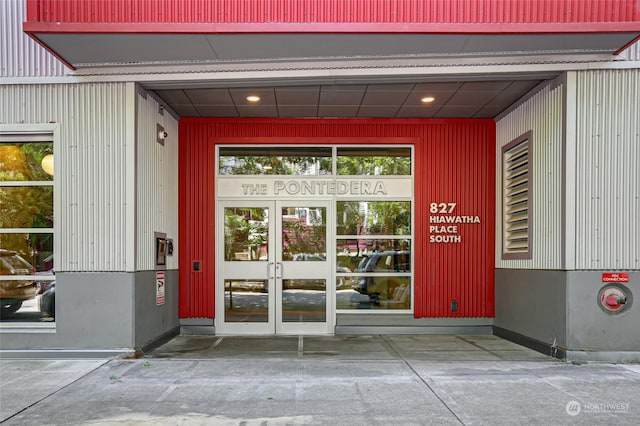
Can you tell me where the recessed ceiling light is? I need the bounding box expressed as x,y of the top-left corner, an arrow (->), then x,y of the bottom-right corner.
246,95 -> 261,103
421,96 -> 436,104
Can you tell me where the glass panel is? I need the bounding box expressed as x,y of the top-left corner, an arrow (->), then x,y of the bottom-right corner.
337,147 -> 411,175
0,142 -> 54,181
224,279 -> 269,322
0,249 -> 37,320
281,207 -> 326,261
282,279 -> 326,322
337,201 -> 411,236
224,207 -> 268,261
219,147 -> 332,176
0,186 -> 54,228
336,276 -> 411,310
0,233 -> 54,273
336,240 -> 411,271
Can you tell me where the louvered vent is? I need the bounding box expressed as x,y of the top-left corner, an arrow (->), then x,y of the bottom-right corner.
502,133 -> 531,259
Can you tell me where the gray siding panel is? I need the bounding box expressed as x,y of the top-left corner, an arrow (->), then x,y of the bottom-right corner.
574,70 -> 640,270
1,83 -> 133,272
496,83 -> 564,270
135,90 -> 179,271
0,0 -> 66,78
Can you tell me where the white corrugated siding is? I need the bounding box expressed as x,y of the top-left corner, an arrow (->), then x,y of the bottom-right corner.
496,82 -> 564,270
574,69 -> 640,270
0,82 -> 134,272
618,40 -> 640,62
0,0 -> 66,78
136,91 -> 179,271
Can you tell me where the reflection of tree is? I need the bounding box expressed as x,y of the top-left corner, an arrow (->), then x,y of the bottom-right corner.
282,210 -> 326,259
224,208 -> 267,260
219,156 -> 331,175
337,202 -> 364,257
0,143 -> 52,182
0,143 -> 54,266
337,155 -> 410,175
367,201 -> 411,235
338,201 -> 410,236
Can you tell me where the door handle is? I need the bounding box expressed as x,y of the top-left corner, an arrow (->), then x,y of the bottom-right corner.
275,262 -> 283,279
267,262 -> 274,279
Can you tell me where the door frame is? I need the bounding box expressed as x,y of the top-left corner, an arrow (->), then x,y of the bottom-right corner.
215,199 -> 334,335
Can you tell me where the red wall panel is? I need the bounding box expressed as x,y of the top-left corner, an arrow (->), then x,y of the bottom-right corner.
27,0 -> 640,24
179,118 -> 495,319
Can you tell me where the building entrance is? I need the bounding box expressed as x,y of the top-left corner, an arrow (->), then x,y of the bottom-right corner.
217,200 -> 332,335
214,143 -> 415,335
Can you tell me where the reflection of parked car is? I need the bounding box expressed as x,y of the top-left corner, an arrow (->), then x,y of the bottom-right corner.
36,270 -> 55,294
39,281 -> 55,318
336,266 -> 351,289
292,253 -> 326,261
353,250 -> 411,303
0,249 -> 37,315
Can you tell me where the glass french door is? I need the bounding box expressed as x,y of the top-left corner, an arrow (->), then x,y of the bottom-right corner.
217,200 -> 332,334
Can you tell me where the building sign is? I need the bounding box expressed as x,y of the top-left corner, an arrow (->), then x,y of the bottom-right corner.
156,271 -> 165,305
428,202 -> 481,243
602,273 -> 629,283
217,177 -> 412,198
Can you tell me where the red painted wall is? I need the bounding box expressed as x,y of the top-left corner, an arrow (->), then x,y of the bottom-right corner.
27,0 -> 640,25
179,118 -> 495,319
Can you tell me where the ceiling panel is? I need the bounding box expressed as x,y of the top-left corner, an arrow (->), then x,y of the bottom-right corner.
319,90 -> 366,105
154,78 -> 550,119
278,105 -> 319,117
317,105 -> 359,117
229,88 -> 277,105
396,106 -> 438,118
435,106 -> 484,118
235,105 -> 278,117
275,88 -> 320,104
361,89 -> 412,106
357,106 -> 402,117
447,91 -> 500,107
195,105 -> 238,116
185,88 -> 233,104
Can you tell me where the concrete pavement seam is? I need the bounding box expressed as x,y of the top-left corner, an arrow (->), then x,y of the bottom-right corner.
454,335 -> 504,360
0,359 -> 110,423
379,335 -> 467,425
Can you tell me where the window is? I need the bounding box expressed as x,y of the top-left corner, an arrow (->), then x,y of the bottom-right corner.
336,200 -> 412,310
0,132 -> 55,321
219,147 -> 332,175
502,132 -> 531,259
337,147 -> 411,175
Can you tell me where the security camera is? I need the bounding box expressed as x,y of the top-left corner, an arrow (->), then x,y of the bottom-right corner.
158,131 -> 168,140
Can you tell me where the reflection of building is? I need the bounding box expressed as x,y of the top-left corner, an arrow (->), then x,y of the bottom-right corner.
1,0 -> 639,362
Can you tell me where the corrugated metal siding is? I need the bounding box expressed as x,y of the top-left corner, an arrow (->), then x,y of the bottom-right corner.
28,0 -> 639,23
179,119 -> 495,319
574,70 -> 640,270
0,82 -> 132,272
619,39 -> 640,61
136,91 -> 179,271
421,122 -> 496,318
495,83 -> 565,270
1,0 -> 66,77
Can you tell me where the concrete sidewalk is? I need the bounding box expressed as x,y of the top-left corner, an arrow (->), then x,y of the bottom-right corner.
1,335 -> 639,425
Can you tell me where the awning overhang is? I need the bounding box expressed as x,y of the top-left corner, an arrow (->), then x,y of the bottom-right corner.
23,22 -> 640,70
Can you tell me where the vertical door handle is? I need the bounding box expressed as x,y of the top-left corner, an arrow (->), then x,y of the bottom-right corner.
267,262 -> 274,279
275,262 -> 283,279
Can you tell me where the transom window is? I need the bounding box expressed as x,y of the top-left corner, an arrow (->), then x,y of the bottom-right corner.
219,146 -> 411,176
